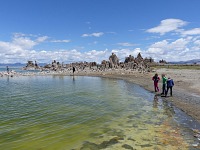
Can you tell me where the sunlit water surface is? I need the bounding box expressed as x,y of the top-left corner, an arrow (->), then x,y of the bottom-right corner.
0,76 -> 200,150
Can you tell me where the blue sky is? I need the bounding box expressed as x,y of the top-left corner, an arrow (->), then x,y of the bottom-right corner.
0,0 -> 200,63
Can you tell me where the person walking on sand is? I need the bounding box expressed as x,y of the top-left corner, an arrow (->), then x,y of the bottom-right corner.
152,73 -> 160,92
165,77 -> 174,97
161,74 -> 167,95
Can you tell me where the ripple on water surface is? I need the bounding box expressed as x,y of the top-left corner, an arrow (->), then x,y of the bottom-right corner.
0,76 -> 200,150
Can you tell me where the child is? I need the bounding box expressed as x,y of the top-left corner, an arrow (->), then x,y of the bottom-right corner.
152,73 -> 160,92
161,74 -> 167,95
165,77 -> 174,96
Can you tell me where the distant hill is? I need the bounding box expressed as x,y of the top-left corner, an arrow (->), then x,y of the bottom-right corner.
169,59 -> 200,64
0,63 -> 47,67
0,63 -> 25,67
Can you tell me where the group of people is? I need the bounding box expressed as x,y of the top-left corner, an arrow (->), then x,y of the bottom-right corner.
152,73 -> 174,97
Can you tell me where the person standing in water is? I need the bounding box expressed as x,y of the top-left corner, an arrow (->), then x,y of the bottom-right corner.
152,73 -> 160,92
161,74 -> 167,95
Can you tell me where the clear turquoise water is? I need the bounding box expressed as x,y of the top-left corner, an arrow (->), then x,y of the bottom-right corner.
0,75 -> 199,149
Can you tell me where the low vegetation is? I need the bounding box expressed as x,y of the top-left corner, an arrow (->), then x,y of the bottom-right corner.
151,64 -> 200,70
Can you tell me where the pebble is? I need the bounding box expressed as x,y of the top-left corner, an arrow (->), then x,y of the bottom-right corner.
192,143 -> 199,147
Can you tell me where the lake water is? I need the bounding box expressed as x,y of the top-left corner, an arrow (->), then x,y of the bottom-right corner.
0,66 -> 40,74
0,75 -> 200,150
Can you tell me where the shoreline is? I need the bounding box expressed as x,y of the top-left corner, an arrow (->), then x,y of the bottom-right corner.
87,69 -> 200,124
1,68 -> 200,123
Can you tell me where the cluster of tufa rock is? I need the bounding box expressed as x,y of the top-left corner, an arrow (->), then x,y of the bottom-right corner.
23,61 -> 40,70
99,52 -> 155,72
23,52 -> 155,73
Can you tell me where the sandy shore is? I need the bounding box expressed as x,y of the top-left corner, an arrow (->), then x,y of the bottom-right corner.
1,68 -> 200,123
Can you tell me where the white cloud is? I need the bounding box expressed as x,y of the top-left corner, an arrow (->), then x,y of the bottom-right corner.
145,37 -> 199,62
0,34 -> 50,63
82,32 -> 104,37
149,40 -> 168,48
192,38 -> 200,51
147,48 -> 165,55
181,28 -> 200,35
51,39 -> 71,43
117,42 -> 136,47
0,35 -> 144,63
1,30 -> 200,64
194,40 -> 200,45
12,36 -> 37,49
169,38 -> 191,50
36,36 -> 49,42
146,19 -> 187,35
145,18 -> 200,61
0,33 -> 110,63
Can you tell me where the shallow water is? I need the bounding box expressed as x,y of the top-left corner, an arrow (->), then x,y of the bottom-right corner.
0,76 -> 200,150
0,66 -> 40,73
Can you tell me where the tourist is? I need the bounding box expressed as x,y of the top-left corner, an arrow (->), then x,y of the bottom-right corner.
152,73 -> 160,92
165,77 -> 174,97
73,67 -> 75,76
6,66 -> 9,74
161,74 -> 167,95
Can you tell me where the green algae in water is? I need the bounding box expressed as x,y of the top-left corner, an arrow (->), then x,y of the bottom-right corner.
0,76 -> 199,150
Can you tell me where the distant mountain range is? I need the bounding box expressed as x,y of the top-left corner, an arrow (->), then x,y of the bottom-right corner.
0,63 -> 47,67
169,59 -> 200,64
0,59 -> 200,67
0,63 -> 25,67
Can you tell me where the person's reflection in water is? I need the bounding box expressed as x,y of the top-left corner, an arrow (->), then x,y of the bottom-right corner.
7,76 -> 9,82
72,76 -> 75,82
153,95 -> 159,108
162,99 -> 175,117
153,95 -> 175,118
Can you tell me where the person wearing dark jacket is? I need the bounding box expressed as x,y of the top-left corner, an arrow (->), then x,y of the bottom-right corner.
72,67 -> 75,76
165,77 -> 174,96
6,66 -> 9,74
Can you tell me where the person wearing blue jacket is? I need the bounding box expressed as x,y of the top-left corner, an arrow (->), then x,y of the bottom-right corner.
165,77 -> 174,97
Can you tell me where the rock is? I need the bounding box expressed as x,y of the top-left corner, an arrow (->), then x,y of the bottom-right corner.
140,144 -> 152,148
98,137 -> 119,148
194,134 -> 200,138
109,53 -> 119,68
127,137 -> 136,141
192,143 -> 199,147
80,137 -> 120,150
122,144 -> 135,150
124,55 -> 134,63
135,52 -> 143,63
80,141 -> 99,150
